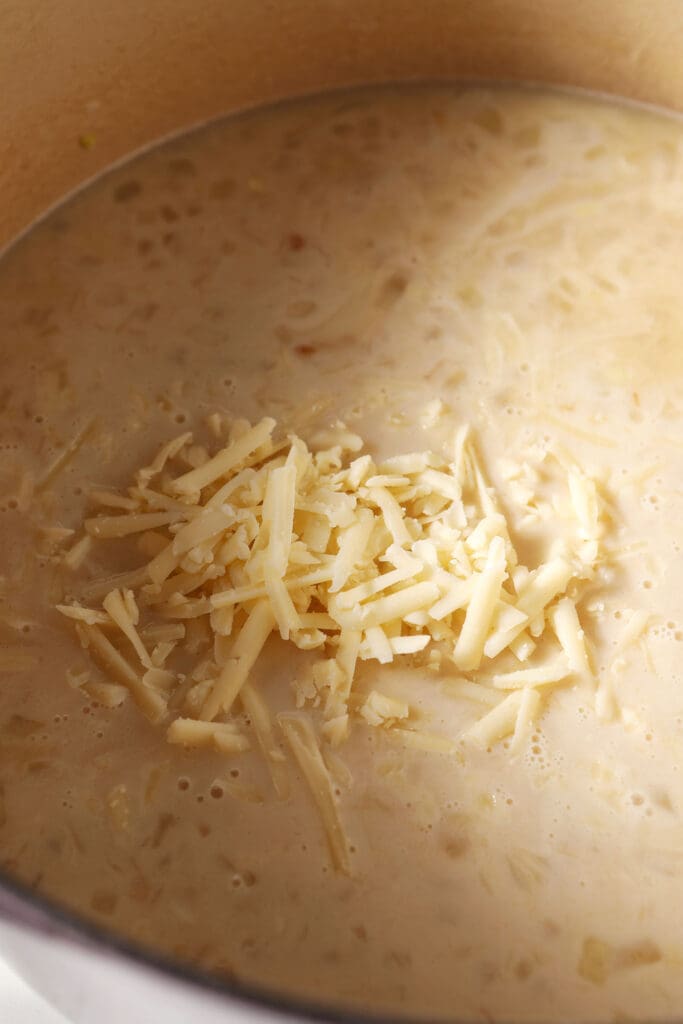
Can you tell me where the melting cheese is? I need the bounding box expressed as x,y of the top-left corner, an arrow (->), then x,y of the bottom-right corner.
57,413 -> 613,867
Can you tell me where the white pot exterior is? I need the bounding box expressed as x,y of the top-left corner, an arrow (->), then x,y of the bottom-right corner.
0,885 -> 306,1024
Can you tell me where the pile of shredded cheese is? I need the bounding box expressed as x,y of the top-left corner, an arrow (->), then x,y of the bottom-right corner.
57,414 -> 604,870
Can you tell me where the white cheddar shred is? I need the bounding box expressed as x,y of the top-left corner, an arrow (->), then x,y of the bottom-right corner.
201,600 -> 275,720
550,598 -> 592,680
464,690 -> 524,748
453,535 -> 507,671
80,625 -> 167,724
103,589 -> 152,669
508,687 -> 541,754
167,718 -> 250,754
170,418 -> 276,496
279,713 -> 352,875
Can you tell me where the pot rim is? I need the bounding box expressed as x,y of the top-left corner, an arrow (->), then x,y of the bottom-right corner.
2,70 -> 676,1024
0,864 -> 432,1024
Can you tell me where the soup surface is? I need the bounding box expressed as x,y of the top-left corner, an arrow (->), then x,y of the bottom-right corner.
2,85 -> 683,1022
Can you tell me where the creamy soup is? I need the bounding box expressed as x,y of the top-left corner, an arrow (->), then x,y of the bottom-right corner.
2,85 -> 683,1022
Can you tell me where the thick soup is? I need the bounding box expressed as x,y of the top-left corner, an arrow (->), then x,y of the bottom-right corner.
2,85 -> 683,1022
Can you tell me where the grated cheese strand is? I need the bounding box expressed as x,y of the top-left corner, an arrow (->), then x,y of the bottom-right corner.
279,713 -> 352,875
485,557 -> 572,659
264,464 -> 297,576
360,581 -> 440,629
550,598 -> 592,680
170,418 -> 276,495
464,690 -> 524,748
491,656 -> 570,690
103,589 -> 152,669
330,510 -> 375,594
200,600 -> 275,721
453,535 -> 507,671
80,625 -> 167,723
167,718 -> 250,754
508,687 -> 542,754
366,486 -> 412,546
86,511 -> 184,539
241,683 -> 290,799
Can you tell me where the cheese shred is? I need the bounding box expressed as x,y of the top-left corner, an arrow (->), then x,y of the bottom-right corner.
279,712 -> 352,875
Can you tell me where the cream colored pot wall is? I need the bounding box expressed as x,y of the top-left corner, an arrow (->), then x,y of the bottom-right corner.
2,0 -> 683,249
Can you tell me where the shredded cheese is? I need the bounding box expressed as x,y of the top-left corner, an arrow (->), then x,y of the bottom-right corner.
103,589 -> 152,669
241,682 -> 289,799
62,534 -> 93,571
550,598 -> 592,680
55,412 -> 618,870
201,600 -> 275,720
360,690 -> 410,727
490,656 -> 570,690
167,717 -> 250,754
170,418 -> 276,496
509,687 -> 541,754
86,510 -> 184,539
453,535 -> 507,670
279,712 -> 352,875
464,690 -> 525,748
79,625 -> 167,723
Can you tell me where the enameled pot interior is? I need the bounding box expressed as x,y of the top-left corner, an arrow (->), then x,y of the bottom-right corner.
3,1 -> 683,1020
4,0 -> 683,251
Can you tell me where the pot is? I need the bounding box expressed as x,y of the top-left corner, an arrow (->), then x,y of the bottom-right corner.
1,1 -> 683,1020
